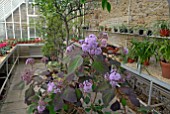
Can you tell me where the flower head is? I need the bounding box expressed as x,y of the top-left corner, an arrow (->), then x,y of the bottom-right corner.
109,72 -> 121,81
41,57 -> 49,64
37,100 -> 46,113
47,82 -> 61,93
25,58 -> 35,65
79,80 -> 93,93
123,47 -> 128,55
66,45 -> 74,53
101,39 -> 107,47
21,69 -> 33,84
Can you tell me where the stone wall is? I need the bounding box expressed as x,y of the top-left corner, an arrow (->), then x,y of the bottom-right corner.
87,0 -> 170,28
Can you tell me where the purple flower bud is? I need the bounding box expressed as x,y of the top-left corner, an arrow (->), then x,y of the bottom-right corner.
37,100 -> 46,113
66,45 -> 74,53
82,80 -> 93,93
95,47 -> 102,55
37,105 -> 46,113
101,39 -> 107,47
110,81 -> 117,87
47,82 -> 56,93
82,44 -> 90,52
89,49 -> 95,55
41,57 -> 49,64
123,47 -> 128,55
21,69 -> 33,84
109,72 -> 121,81
25,58 -> 35,65
79,39 -> 84,44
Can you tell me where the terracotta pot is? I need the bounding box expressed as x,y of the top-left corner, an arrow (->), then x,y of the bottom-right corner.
143,60 -> 149,66
160,29 -> 169,37
160,61 -> 170,79
128,58 -> 135,63
106,47 -> 119,54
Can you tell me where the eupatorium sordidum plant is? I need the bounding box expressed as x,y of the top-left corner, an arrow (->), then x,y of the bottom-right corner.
14,34 -> 141,114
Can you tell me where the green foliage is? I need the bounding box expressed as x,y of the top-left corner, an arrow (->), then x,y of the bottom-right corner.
102,89 -> 115,106
68,55 -> 83,74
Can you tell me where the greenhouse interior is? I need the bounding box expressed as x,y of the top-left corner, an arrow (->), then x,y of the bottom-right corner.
1,0 -> 170,114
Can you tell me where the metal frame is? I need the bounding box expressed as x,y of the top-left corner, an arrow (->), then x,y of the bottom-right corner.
0,43 -> 43,95
0,0 -> 39,40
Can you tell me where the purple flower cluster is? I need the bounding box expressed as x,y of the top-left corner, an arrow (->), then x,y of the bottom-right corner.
41,57 -> 49,64
47,82 -> 61,93
79,80 -> 93,93
104,69 -> 121,87
25,58 -> 35,65
66,45 -> 74,53
123,47 -> 128,55
81,34 -> 102,55
100,39 -> 107,47
21,69 -> 33,84
37,100 -> 46,113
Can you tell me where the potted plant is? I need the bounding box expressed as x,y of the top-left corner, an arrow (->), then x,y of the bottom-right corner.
128,27 -> 134,34
113,26 -> 118,32
157,39 -> 170,78
119,24 -> 128,33
129,39 -> 156,66
154,20 -> 170,37
99,26 -> 104,31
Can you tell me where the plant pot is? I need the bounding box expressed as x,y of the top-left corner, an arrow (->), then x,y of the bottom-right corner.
160,61 -> 170,79
114,28 -> 118,32
138,29 -> 144,35
147,30 -> 152,36
128,58 -> 135,63
108,28 -> 112,32
143,60 -> 149,66
160,29 -> 169,37
124,29 -> 128,33
120,29 -> 124,33
106,47 -> 119,54
129,29 -> 133,34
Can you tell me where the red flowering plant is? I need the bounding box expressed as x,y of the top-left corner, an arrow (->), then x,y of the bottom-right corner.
14,34 -> 142,114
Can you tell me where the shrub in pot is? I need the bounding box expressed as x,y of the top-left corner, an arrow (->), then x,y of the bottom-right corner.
154,20 -> 170,37
129,39 -> 156,66
146,30 -> 153,36
128,27 -> 134,34
113,26 -> 118,32
119,24 -> 128,33
157,39 -> 170,78
99,26 -> 104,31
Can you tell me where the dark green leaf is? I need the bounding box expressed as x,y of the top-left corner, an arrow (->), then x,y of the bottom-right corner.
96,81 -> 111,92
128,96 -> 140,107
80,0 -> 85,4
98,99 -> 102,104
106,2 -> 111,12
62,87 -> 77,103
68,55 -> 83,74
63,104 -> 69,111
75,88 -> 83,100
121,98 -> 127,106
84,96 -> 90,104
25,85 -> 35,105
110,100 -> 120,111
27,103 -> 37,114
92,84 -> 97,91
102,89 -> 115,106
91,59 -> 109,74
13,80 -> 25,90
44,97 -> 52,103
85,108 -> 91,112
102,0 -> 107,10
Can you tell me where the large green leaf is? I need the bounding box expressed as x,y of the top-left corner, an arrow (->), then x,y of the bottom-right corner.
75,88 -> 83,100
102,89 -> 115,106
91,59 -> 109,74
107,2 -> 111,12
102,0 -> 107,10
96,81 -> 111,92
62,87 -> 77,103
68,55 -> 83,74
27,103 -> 37,114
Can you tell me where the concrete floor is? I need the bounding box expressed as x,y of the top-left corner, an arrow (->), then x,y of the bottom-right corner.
0,62 -> 27,114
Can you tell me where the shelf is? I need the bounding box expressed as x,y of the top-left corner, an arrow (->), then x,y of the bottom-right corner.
121,63 -> 170,90
85,29 -> 170,40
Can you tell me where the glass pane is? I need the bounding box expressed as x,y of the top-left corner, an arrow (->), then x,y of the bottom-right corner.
0,23 -> 6,40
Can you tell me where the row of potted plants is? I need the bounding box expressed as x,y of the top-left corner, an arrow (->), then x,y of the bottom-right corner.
125,38 -> 170,79
99,20 -> 170,37
0,38 -> 44,57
